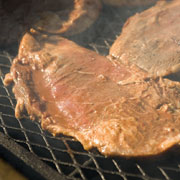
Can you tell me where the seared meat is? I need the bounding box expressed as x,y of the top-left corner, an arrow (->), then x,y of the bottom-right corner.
109,0 -> 180,77
4,32 -> 180,156
0,0 -> 101,46
33,0 -> 102,35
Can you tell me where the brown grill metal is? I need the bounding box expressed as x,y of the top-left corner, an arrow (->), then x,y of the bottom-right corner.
1,2 -> 180,180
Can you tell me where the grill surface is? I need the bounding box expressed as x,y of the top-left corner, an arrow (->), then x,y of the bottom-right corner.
1,1 -> 180,180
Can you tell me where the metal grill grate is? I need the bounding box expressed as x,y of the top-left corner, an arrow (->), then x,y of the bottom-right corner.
1,2 -> 180,180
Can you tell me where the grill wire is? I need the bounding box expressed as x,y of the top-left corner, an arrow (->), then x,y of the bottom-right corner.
1,2 -> 180,180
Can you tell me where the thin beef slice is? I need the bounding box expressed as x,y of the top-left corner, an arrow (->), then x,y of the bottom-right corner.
109,0 -> 180,77
4,32 -> 180,156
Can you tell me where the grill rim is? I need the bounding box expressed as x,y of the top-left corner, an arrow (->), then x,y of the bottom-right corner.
0,131 -> 72,180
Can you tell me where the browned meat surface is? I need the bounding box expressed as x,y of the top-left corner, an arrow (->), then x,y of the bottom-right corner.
109,0 -> 180,77
0,0 -> 101,46
4,32 -> 180,156
102,0 -> 157,6
33,0 -> 102,35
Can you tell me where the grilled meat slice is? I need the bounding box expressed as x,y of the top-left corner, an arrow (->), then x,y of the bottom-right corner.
109,0 -> 180,77
4,32 -> 180,156
32,0 -> 102,35
0,0 -> 101,46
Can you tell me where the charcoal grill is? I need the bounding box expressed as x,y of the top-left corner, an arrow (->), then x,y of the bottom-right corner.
1,1 -> 180,180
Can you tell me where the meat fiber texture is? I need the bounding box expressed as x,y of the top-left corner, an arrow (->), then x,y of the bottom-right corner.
109,0 -> 180,78
4,31 -> 180,157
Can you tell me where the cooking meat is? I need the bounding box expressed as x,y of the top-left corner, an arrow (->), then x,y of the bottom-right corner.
102,0 -> 157,7
4,31 -> 180,156
0,0 -> 101,46
33,0 -> 102,36
109,0 -> 180,77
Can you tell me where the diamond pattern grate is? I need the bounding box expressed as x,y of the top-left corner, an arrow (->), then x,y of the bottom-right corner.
1,1 -> 180,180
